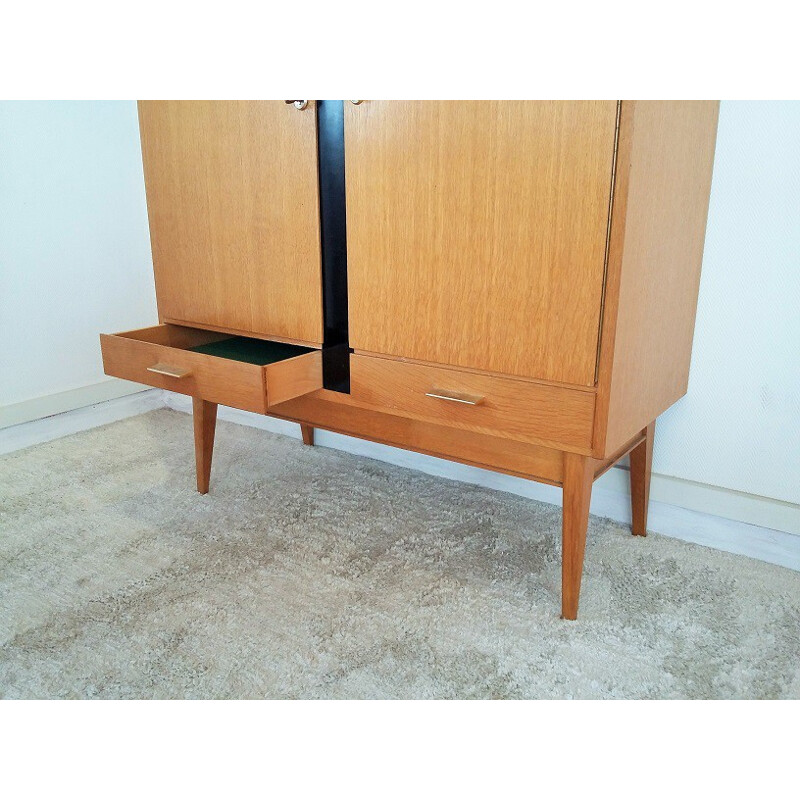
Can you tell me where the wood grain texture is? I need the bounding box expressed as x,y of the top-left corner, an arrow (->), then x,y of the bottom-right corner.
353,349 -> 598,392
350,354 -> 595,452
630,421 -> 655,536
344,101 -> 618,385
193,397 -> 217,494
160,318 -> 323,349
138,101 -> 323,345
562,452 -> 594,620
100,324 -> 322,414
101,327 -> 268,413
269,389 -> 565,485
264,350 -> 323,407
592,430 -> 646,480
112,324 -> 230,348
594,101 -> 719,455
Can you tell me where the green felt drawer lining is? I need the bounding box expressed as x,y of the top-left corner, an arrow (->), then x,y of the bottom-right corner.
188,337 -> 315,366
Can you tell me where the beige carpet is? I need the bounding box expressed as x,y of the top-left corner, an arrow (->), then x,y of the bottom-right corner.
1,409 -> 798,699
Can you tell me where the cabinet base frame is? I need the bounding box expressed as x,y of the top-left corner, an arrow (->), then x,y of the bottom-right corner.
187,391 -> 655,620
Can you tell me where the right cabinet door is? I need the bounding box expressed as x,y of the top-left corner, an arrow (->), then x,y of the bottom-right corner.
344,101 -> 618,386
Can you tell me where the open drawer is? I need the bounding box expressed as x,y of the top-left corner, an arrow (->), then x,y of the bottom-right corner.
100,324 -> 322,414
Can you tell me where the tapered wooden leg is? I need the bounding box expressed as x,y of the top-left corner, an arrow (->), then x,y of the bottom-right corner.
193,397 -> 217,494
562,452 -> 594,620
300,423 -> 314,446
629,421 -> 655,537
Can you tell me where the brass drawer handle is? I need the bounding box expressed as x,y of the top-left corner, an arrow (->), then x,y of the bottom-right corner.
425,389 -> 484,406
147,363 -> 192,379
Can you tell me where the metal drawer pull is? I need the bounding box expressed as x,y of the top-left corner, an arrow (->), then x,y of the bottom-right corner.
147,363 -> 192,379
425,389 -> 484,406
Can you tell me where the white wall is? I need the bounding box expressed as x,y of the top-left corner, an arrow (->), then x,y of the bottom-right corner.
0,101 -> 157,424
654,101 -> 800,504
0,100 -> 797,514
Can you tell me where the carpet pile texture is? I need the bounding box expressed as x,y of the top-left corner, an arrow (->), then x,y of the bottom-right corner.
1,409 -> 798,699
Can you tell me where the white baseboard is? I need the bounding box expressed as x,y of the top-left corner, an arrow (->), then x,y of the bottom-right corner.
0,389 -> 162,455
162,393 -> 800,571
0,378 -> 150,429
597,466 -> 799,541
3,388 -> 798,573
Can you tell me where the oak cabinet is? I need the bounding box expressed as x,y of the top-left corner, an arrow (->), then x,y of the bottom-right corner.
101,100 -> 719,619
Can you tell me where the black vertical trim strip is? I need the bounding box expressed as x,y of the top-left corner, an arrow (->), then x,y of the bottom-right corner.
316,100 -> 350,392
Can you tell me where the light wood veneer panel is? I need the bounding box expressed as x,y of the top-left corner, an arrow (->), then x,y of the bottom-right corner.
101,328 -> 268,413
345,100 -> 618,385
265,350 -> 323,407
350,354 -> 595,452
270,390 -> 565,485
138,101 -> 323,345
100,325 -> 322,414
595,101 -> 719,455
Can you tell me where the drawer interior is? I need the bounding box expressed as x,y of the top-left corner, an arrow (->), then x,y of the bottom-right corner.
188,336 -> 314,365
118,324 -> 315,365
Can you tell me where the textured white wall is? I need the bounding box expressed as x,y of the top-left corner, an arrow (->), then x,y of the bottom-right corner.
654,101 -> 800,504
0,101 -> 157,407
0,101 -> 797,507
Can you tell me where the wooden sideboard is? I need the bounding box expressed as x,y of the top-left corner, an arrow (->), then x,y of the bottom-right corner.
101,100 -> 719,619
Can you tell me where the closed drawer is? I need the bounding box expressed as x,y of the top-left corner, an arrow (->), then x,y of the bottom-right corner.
350,354 -> 595,452
100,324 -> 322,414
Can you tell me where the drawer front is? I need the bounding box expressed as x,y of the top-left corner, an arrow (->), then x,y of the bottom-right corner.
350,355 -> 595,452
100,325 -> 323,414
101,330 -> 267,412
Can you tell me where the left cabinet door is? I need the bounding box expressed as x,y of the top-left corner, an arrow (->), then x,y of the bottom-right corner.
138,101 -> 324,346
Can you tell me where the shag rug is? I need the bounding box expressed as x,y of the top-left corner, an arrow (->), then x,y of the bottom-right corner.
1,409 -> 798,699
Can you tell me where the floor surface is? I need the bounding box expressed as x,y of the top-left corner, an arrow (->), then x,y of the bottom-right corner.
1,409 -> 798,699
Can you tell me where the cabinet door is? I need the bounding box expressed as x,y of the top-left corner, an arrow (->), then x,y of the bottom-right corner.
139,101 -> 323,346
344,101 -> 618,385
